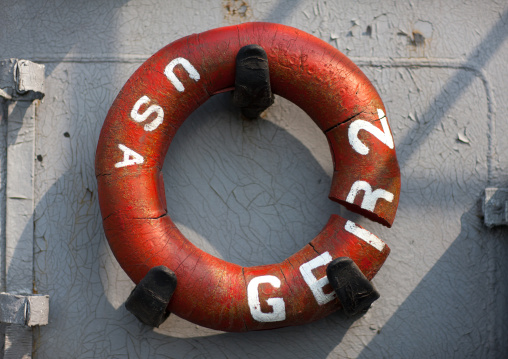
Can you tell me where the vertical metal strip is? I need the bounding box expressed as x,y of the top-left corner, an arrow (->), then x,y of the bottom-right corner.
0,98 -> 7,356
0,99 -> 7,293
3,101 -> 35,358
5,101 -> 35,293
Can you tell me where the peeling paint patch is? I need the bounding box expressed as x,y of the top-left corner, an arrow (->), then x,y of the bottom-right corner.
457,129 -> 471,144
411,31 -> 426,46
365,25 -> 372,37
400,20 -> 433,47
346,19 -> 373,40
223,0 -> 251,23
414,20 -> 433,41
347,19 -> 361,37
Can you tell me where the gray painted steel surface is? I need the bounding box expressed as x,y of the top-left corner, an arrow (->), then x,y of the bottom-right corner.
1,0 -> 508,357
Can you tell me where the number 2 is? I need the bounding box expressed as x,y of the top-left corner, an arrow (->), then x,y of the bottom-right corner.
348,109 -> 394,155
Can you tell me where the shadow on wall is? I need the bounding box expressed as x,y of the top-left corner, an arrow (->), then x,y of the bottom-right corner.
356,9 -> 508,357
222,0 -> 304,24
262,0 -> 303,23
28,70 -> 507,357
162,93 -> 357,267
28,89 -> 362,357
21,2 -> 508,357
357,204 -> 507,358
0,0 -> 131,77
397,8 -> 508,170
21,1 -> 363,355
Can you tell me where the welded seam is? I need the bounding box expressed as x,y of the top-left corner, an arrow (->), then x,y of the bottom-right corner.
476,69 -> 495,185
30,54 -> 485,73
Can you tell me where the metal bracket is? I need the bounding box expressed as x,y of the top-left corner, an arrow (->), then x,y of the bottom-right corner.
326,257 -> 380,317
232,44 -> 274,119
0,293 -> 49,326
0,59 -> 48,332
125,266 -> 177,327
482,187 -> 508,228
0,59 -> 45,101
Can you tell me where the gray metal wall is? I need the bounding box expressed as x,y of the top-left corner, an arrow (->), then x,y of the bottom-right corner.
1,0 -> 508,357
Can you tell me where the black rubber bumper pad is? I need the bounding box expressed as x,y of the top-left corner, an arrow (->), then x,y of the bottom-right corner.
125,265 -> 177,327
326,257 -> 380,316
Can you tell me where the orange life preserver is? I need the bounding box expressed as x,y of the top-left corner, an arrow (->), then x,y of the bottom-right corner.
95,22 -> 400,332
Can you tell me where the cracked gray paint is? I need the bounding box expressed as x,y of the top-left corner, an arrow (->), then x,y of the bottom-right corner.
5,101 -> 35,295
0,0 -> 507,358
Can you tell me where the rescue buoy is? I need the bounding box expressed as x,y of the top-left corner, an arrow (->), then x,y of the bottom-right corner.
95,22 -> 400,332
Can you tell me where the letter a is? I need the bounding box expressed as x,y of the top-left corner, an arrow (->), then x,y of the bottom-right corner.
115,144 -> 144,168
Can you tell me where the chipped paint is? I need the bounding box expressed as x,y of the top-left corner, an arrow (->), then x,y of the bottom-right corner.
1,0 -> 507,357
223,0 -> 252,23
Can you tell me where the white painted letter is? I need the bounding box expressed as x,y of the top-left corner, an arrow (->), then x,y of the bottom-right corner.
345,220 -> 385,252
164,57 -> 200,92
346,180 -> 394,211
348,109 -> 394,155
114,144 -> 144,168
299,252 -> 336,305
247,275 -> 286,322
130,95 -> 164,132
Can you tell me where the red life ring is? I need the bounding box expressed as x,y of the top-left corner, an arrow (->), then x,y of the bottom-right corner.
95,22 -> 400,332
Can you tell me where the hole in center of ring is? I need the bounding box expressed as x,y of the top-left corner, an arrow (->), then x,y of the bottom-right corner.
163,92 -> 344,267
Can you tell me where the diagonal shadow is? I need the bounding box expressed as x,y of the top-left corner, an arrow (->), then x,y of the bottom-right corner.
357,204 -> 508,358
162,93 -> 350,267
25,3 -> 508,357
262,0 -> 304,23
0,0 -> 131,77
355,9 -> 508,358
29,92 -> 357,358
398,8 -> 508,169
